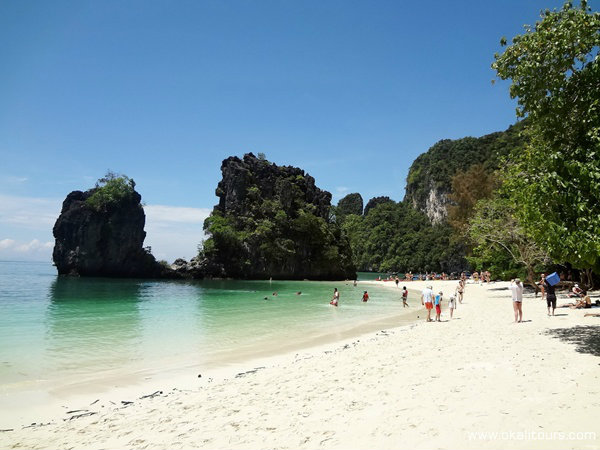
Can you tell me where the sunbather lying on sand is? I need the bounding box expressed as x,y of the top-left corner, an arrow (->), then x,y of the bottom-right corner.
558,296 -> 592,309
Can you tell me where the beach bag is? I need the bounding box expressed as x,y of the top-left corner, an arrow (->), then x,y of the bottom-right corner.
546,272 -> 560,286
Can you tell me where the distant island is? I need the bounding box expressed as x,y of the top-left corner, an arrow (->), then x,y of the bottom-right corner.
52,122 -> 526,281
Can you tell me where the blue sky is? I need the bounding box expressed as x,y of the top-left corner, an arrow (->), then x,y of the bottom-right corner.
0,0 -> 569,262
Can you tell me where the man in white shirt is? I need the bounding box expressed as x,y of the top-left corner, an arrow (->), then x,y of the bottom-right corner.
510,278 -> 524,323
421,285 -> 434,322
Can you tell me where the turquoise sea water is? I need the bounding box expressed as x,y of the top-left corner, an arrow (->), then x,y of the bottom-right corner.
0,261 -> 417,395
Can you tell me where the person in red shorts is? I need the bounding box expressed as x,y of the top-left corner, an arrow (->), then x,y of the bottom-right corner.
362,291 -> 369,302
421,285 -> 434,322
434,291 -> 443,322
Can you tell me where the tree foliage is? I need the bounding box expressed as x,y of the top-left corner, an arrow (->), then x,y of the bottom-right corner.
86,171 -> 137,211
203,155 -> 355,279
404,122 -> 527,210
447,164 -> 500,235
364,196 -> 394,216
468,195 -> 550,287
337,193 -> 364,218
342,201 -> 466,273
493,0 -> 600,277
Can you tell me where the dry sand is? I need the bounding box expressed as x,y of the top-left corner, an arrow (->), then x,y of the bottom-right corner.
2,280 -> 599,450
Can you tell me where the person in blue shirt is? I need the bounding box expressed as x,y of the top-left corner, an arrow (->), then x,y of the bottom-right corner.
434,291 -> 443,322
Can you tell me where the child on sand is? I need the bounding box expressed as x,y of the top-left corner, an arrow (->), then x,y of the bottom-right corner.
434,291 -> 443,322
448,294 -> 456,319
362,291 -> 369,302
402,286 -> 408,307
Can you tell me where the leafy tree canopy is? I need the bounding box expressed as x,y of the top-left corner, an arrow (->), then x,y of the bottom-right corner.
493,0 -> 600,275
337,193 -> 364,217
86,171 -> 137,211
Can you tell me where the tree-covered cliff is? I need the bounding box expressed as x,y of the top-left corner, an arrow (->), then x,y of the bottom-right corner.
202,153 -> 356,280
340,200 -> 465,273
404,121 -> 527,223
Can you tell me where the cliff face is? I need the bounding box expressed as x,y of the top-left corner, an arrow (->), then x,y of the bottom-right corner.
404,122 -> 527,223
53,188 -> 172,278
203,153 -> 356,280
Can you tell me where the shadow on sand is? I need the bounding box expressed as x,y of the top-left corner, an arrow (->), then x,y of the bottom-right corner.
545,326 -> 600,357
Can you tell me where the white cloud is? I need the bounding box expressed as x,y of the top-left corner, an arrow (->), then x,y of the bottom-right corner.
0,194 -> 61,229
0,238 -> 16,249
3,176 -> 29,183
143,204 -> 211,263
0,238 -> 53,261
0,196 -> 211,263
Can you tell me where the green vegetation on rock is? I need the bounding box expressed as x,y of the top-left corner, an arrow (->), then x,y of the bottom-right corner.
202,153 -> 356,280
85,171 -> 138,211
341,200 -> 465,273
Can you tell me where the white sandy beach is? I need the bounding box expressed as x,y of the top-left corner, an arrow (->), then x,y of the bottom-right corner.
2,279 -> 599,450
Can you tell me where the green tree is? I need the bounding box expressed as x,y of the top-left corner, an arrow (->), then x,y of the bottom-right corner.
493,0 -> 600,288
468,195 -> 550,289
337,193 -> 364,217
86,171 -> 137,211
447,164 -> 500,236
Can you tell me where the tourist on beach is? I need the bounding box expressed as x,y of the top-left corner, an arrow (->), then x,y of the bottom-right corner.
558,295 -> 592,309
569,284 -> 585,298
448,294 -> 456,319
395,276 -> 399,287
510,278 -> 524,323
544,276 -> 556,316
330,288 -> 339,307
402,286 -> 409,307
456,280 -> 464,304
421,285 -> 434,322
362,291 -> 369,302
434,291 -> 443,322
538,274 -> 546,299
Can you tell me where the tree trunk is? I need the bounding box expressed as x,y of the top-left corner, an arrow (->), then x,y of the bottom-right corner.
526,265 -> 539,292
581,268 -> 594,291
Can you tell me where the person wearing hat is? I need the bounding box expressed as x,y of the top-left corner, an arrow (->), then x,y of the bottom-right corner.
571,283 -> 584,298
510,278 -> 524,323
421,284 -> 434,322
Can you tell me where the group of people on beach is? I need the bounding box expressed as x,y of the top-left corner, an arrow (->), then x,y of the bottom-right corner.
420,280 -> 464,322
510,274 -> 598,322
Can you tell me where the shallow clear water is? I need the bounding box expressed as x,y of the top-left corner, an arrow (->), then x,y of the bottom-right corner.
0,262 -> 415,391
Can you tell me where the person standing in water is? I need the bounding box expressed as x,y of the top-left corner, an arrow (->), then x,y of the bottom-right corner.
402,286 -> 409,307
330,288 -> 340,307
362,291 -> 369,302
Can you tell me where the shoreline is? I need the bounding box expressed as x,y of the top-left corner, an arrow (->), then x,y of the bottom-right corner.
2,280 -> 599,449
0,281 -> 423,430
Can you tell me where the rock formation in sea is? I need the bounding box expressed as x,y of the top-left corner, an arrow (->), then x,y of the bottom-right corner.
52,176 -> 175,278
202,153 -> 357,280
